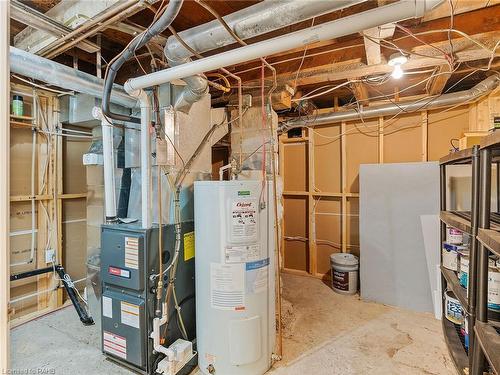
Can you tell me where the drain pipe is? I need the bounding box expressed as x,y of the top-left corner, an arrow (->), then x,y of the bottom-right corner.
126,0 -> 443,93
164,0 -> 366,112
92,107 -> 117,222
279,74 -> 500,131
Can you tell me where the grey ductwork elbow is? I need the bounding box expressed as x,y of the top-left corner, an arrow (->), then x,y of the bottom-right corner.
167,55 -> 208,113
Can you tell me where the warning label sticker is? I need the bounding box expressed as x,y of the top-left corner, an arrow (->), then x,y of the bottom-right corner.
246,258 -> 269,294
120,301 -> 140,329
210,263 -> 245,311
231,200 -> 258,242
102,296 -> 113,319
124,237 -> 139,269
184,231 -> 195,261
103,331 -> 127,359
225,244 -> 260,263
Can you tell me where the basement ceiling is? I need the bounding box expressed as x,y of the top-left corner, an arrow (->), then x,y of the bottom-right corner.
9,0 -> 500,111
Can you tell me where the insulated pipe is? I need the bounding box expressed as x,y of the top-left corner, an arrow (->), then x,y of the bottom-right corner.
165,0 -> 366,112
126,0 -> 444,92
102,0 -> 183,124
279,74 -> 500,131
92,107 -> 117,222
9,46 -> 136,108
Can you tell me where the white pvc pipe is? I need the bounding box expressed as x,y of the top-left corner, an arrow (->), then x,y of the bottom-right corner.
131,90 -> 153,229
92,107 -> 117,221
126,0 -> 443,92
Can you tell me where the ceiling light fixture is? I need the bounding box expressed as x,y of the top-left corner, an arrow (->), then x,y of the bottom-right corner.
388,53 -> 408,79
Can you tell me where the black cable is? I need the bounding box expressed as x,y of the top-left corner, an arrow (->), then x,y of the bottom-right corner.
101,0 -> 184,123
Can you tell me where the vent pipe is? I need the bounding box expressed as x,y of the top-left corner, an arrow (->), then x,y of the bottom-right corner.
9,46 -> 136,108
279,74 -> 500,132
126,0 -> 444,93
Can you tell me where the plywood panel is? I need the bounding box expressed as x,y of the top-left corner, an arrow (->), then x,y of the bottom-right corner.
313,125 -> 341,193
313,197 -> 341,275
10,128 -> 37,196
62,199 -> 87,283
347,197 -> 360,257
384,113 -> 422,163
428,106 -> 469,161
283,143 -> 308,192
283,196 -> 308,271
345,119 -> 379,193
63,136 -> 89,194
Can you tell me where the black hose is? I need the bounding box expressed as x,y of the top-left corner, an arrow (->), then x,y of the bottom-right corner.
101,0 -> 184,123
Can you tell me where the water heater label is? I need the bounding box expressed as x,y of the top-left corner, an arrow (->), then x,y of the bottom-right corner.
124,236 -> 139,270
231,199 -> 258,241
225,244 -> 260,263
210,263 -> 245,311
246,258 -> 269,294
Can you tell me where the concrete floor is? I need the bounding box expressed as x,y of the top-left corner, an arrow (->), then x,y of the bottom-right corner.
11,273 -> 455,375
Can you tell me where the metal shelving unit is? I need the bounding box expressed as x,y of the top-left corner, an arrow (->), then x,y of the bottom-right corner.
439,146 -> 481,374
471,133 -> 500,375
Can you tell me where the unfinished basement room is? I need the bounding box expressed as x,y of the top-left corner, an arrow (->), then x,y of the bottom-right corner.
1,0 -> 500,374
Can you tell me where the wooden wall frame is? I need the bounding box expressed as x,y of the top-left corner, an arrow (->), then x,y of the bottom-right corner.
9,83 -> 90,326
279,101 -> 471,280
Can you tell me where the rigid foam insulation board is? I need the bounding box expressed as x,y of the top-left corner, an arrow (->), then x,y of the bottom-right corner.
313,125 -> 341,193
359,162 -> 439,313
313,197 -> 342,275
283,142 -> 308,192
283,196 -> 308,271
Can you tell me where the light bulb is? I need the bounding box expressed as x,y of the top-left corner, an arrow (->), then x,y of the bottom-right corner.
392,64 -> 404,79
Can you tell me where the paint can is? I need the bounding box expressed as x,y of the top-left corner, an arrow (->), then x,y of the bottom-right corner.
11,95 -> 23,116
488,262 -> 500,311
459,251 -> 469,289
442,243 -> 467,271
330,253 -> 359,295
445,290 -> 464,325
446,226 -> 463,245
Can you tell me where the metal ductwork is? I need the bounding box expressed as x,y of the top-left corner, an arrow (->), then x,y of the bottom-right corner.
10,46 -> 137,108
278,74 -> 500,132
163,0 -> 367,113
128,0 -> 444,93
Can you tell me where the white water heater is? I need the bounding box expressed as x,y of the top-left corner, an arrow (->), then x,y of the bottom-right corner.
194,180 -> 275,375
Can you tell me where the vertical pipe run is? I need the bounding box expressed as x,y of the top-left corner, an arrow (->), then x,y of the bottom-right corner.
137,91 -> 152,229
92,107 -> 117,222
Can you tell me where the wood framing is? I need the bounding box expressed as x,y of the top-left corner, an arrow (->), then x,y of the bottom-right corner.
8,83 -> 90,324
279,103 -> 473,279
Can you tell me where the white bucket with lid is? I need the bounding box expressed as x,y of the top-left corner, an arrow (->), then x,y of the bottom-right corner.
330,253 -> 359,295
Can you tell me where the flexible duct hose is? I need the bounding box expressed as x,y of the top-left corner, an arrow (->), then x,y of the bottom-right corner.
102,0 -> 184,123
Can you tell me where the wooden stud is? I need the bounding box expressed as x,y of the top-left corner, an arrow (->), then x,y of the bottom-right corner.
378,117 -> 384,164
308,131 -> 317,275
341,121 -> 347,253
422,111 -> 428,162
278,135 -> 286,270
